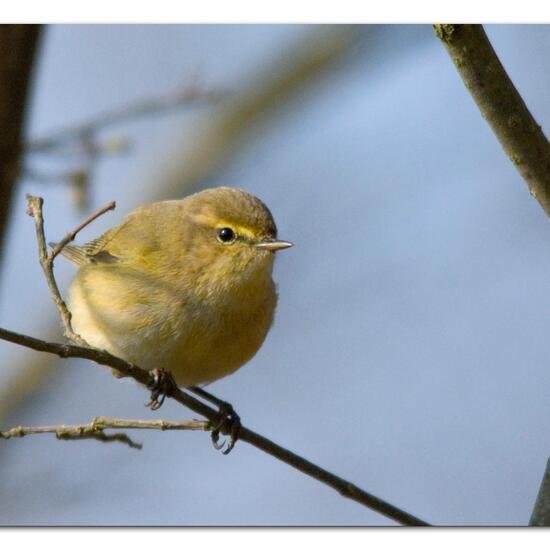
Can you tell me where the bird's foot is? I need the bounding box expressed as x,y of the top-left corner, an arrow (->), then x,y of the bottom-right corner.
188,386 -> 241,454
210,401 -> 241,455
146,368 -> 178,410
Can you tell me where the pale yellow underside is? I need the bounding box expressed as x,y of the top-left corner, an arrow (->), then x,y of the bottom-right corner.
69,261 -> 277,387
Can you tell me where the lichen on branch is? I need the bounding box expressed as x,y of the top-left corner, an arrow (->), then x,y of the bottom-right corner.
434,24 -> 550,218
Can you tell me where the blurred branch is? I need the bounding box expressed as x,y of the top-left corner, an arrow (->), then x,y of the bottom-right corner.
0,24 -> 45,433
0,343 -> 60,426
1,416 -> 209,450
26,82 -> 226,155
24,82 -> 226,211
156,25 -> 358,198
0,325 -> 429,526
530,457 -> 550,525
0,24 -> 42,267
434,24 -> 550,218
25,195 -> 115,344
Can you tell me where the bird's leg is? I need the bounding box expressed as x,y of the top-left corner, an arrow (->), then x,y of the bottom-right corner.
146,368 -> 178,410
189,386 -> 241,455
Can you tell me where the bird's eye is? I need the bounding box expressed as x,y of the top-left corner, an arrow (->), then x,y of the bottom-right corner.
217,227 -> 236,244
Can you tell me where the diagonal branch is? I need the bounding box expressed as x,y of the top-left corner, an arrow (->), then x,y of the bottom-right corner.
48,200 -> 116,261
0,326 -> 429,526
530,457 -> 550,525
434,24 -> 550,218
3,194 -> 430,526
435,23 -> 550,527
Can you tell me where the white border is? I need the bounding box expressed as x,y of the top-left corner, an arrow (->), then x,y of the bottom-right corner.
1,0 -> 550,23
1,528 -> 550,549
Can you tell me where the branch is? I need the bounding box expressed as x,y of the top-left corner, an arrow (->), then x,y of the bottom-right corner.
151,26 -> 357,200
0,25 -> 42,267
530,456 -> 550,525
26,83 -> 227,156
48,199 -> 116,261
1,416 -> 209,451
23,82 -> 226,211
6,194 -> 430,526
434,24 -> 550,218
2,27 -> 360,428
0,326 -> 429,526
25,195 -> 115,345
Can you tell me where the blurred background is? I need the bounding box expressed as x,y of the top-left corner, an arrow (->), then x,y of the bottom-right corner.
1,24 -> 550,526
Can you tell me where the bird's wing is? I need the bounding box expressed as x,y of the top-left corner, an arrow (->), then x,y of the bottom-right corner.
54,202 -> 172,267
52,227 -> 123,266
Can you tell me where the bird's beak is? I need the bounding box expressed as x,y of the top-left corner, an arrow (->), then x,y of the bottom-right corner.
255,239 -> 293,251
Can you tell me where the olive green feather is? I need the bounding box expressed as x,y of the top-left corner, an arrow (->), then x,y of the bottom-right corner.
50,234 -> 120,266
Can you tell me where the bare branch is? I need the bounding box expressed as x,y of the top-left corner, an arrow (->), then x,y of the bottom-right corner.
1,416 -> 210,451
4,193 -> 430,526
434,24 -> 550,218
0,325 -> 429,526
90,416 -> 209,431
48,199 -> 116,261
1,420 -> 141,450
25,194 -> 115,345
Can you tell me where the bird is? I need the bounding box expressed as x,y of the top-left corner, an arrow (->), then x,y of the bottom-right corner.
60,187 -> 292,389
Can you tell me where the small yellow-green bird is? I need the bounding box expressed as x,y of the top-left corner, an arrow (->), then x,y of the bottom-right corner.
61,187 -> 292,387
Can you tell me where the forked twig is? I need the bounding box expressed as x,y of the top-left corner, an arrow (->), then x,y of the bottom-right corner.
49,200 -> 116,261
25,194 -> 115,345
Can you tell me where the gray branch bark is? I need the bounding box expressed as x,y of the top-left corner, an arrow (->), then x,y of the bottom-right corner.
435,24 -> 550,526
530,458 -> 550,525
434,24 -> 550,218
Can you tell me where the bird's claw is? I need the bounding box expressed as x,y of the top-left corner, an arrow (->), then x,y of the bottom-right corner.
146,368 -> 178,410
210,401 -> 241,455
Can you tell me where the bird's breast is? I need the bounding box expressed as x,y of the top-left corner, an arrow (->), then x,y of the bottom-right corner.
167,273 -> 278,385
69,262 -> 278,387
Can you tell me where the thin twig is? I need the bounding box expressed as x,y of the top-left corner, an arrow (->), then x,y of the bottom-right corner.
25,194 -> 115,344
48,200 -> 116,261
434,24 -> 550,218
1,421 -> 141,450
0,326 -> 429,526
1,416 -> 210,451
